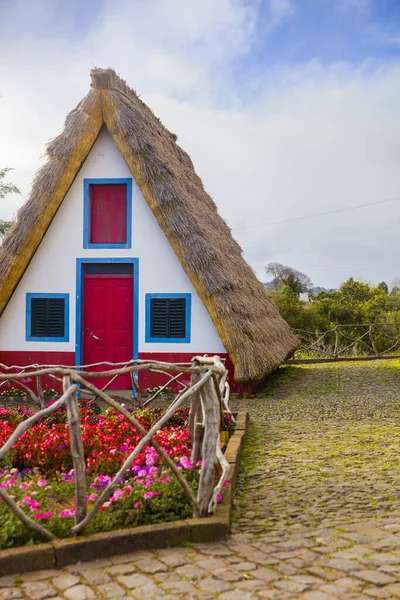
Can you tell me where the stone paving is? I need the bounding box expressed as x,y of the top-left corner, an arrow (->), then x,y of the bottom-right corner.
3,360 -> 400,599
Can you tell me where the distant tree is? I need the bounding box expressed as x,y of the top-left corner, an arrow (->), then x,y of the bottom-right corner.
265,262 -> 313,294
281,269 -> 313,294
339,278 -> 371,304
265,262 -> 286,290
391,277 -> 400,291
378,281 -> 389,294
0,168 -> 20,239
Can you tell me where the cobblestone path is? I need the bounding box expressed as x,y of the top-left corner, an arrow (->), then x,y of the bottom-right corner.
3,361 -> 400,599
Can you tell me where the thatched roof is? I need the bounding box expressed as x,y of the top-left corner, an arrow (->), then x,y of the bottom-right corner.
0,68 -> 298,382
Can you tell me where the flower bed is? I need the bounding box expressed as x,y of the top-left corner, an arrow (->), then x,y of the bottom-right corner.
0,403 -> 233,550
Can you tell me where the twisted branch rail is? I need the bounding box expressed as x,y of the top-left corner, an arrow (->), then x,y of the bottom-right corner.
291,323 -> 400,360
0,356 -> 231,542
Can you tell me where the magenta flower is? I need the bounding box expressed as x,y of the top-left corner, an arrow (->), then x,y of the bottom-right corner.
179,456 -> 193,469
21,496 -> 40,512
59,507 -> 75,518
143,491 -> 160,499
112,489 -> 124,501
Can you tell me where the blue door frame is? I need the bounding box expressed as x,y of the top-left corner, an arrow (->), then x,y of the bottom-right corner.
75,258 -> 139,367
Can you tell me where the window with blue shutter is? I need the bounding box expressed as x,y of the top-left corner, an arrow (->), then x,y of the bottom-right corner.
146,294 -> 191,343
26,294 -> 69,342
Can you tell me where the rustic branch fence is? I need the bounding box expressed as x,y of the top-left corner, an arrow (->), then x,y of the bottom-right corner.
0,355 -> 232,541
288,323 -> 400,362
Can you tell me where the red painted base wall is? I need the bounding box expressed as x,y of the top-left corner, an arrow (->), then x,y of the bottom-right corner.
0,351 -> 76,395
138,352 -> 243,393
0,351 -> 245,395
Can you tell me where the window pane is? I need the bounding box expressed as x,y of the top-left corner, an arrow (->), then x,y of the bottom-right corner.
150,299 -> 169,338
150,298 -> 186,339
31,298 -> 47,337
168,299 -> 186,338
31,298 -> 65,338
90,184 -> 127,244
48,299 -> 65,337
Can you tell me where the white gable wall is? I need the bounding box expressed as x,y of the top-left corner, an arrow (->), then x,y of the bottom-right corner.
0,128 -> 226,355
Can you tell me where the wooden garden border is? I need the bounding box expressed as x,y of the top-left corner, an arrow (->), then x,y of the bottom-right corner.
0,409 -> 249,575
0,356 -> 233,545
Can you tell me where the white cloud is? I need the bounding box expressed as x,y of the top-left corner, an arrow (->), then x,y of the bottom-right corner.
268,0 -> 295,22
0,1 -> 400,289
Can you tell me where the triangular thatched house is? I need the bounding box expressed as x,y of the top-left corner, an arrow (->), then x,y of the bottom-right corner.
0,68 -> 297,390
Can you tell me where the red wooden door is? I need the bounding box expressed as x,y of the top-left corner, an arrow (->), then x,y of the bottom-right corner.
83,275 -> 133,389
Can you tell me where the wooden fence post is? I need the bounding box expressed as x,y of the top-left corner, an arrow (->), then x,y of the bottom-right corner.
36,374 -> 45,410
64,376 -> 87,532
196,375 -> 221,516
334,326 -> 339,358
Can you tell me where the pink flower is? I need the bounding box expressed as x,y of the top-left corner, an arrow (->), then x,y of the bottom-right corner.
21,496 -> 41,512
59,507 -> 75,518
37,479 -> 47,487
35,512 -> 52,520
162,476 -> 170,483
19,482 -> 29,491
134,501 -> 142,509
180,456 -> 193,469
143,491 -> 160,499
87,493 -> 98,502
112,489 -> 124,500
217,493 -> 222,503
145,448 -> 157,466
223,480 -> 229,488
1,480 -> 13,489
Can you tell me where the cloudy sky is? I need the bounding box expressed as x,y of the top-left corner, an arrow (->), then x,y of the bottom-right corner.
0,0 -> 399,289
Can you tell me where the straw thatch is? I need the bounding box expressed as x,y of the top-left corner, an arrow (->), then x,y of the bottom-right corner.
0,68 -> 298,382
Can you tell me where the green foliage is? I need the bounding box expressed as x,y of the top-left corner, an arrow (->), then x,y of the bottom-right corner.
0,168 -> 20,239
270,276 -> 400,356
0,220 -> 13,236
0,472 -> 198,550
378,281 -> 389,294
0,168 -> 20,199
270,286 -> 329,332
